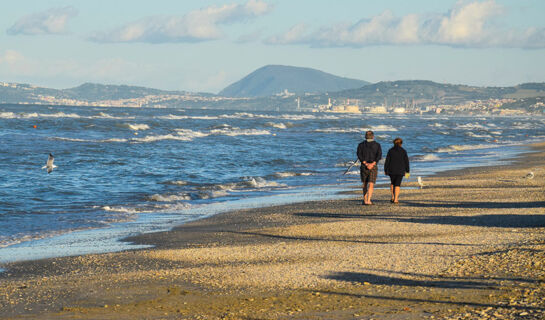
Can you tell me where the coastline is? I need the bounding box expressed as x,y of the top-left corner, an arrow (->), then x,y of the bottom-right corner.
0,143 -> 544,319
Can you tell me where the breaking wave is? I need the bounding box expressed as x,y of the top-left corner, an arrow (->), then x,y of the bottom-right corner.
126,123 -> 150,131
436,144 -> 494,153
413,154 -> 441,161
274,171 -> 313,178
367,125 -> 398,132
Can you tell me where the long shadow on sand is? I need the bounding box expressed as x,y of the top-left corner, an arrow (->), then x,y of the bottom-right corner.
310,289 -> 545,312
352,268 -> 544,285
376,213 -> 545,228
402,200 -> 545,210
326,271 -> 491,289
323,271 -> 545,311
222,230 -> 477,247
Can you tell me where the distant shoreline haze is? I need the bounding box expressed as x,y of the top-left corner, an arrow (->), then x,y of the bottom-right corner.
1,65 -> 544,114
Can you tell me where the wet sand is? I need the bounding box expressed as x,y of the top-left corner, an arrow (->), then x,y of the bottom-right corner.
1,143 -> 544,320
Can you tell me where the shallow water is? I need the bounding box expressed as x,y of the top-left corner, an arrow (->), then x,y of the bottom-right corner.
1,104 -> 544,263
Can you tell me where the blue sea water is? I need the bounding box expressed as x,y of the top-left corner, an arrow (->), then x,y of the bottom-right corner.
1,104 -> 544,263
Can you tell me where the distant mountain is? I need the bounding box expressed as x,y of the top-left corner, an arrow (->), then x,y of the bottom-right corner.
219,65 -> 369,97
0,82 -> 213,105
61,83 -> 182,101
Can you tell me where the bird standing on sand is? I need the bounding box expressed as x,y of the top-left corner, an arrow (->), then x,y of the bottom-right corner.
524,172 -> 534,179
42,153 -> 57,173
417,176 -> 425,189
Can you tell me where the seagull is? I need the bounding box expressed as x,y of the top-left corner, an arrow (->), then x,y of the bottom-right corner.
42,153 -> 57,174
524,172 -> 534,179
417,176 -> 425,189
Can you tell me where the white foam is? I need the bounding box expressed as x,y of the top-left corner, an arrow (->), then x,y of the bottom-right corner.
126,123 -> 150,131
149,193 -> 191,202
174,128 -> 209,139
197,190 -> 230,199
39,112 -> 81,118
242,177 -> 286,188
314,127 -> 362,133
436,144 -> 493,153
466,132 -> 492,139
275,172 -> 313,178
131,134 -> 193,143
102,205 -> 143,214
158,114 -> 189,120
455,123 -> 488,130
51,137 -> 128,143
367,125 -> 398,132
0,112 -> 16,119
265,122 -> 287,129
415,154 -> 441,161
93,112 -> 131,119
210,127 -> 271,136
164,180 -> 188,185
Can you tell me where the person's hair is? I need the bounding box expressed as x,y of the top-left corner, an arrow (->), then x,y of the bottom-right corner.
393,137 -> 403,146
365,131 -> 374,140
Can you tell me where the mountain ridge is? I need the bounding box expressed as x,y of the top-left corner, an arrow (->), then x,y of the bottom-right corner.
219,65 -> 369,97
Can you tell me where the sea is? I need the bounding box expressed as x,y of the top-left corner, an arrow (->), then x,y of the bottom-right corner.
1,104 -> 544,264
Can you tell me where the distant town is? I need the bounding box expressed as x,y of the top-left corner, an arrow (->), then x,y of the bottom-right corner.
312,96 -> 540,116
2,76 -> 545,115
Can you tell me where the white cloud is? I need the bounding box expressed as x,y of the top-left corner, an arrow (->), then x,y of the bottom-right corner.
265,23 -> 309,45
433,0 -> 503,45
7,6 -> 78,35
267,0 -> 545,49
90,0 -> 273,43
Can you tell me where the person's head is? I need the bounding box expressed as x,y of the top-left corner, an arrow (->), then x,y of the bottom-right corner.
393,137 -> 403,147
365,130 -> 374,140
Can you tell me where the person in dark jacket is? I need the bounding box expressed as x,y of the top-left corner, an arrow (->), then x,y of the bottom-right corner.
384,137 -> 410,204
357,130 -> 382,205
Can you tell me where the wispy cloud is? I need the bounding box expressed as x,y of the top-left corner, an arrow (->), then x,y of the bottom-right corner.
7,6 -> 78,36
90,0 -> 273,43
266,0 -> 545,49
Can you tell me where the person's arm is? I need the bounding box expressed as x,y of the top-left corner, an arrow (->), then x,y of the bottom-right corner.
374,144 -> 382,167
384,151 -> 390,175
404,149 -> 410,173
357,143 -> 363,163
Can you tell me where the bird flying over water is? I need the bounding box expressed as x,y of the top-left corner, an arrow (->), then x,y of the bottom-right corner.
42,153 -> 57,174
417,176 -> 425,189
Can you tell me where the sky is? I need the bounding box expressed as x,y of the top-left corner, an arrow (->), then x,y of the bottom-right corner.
0,0 -> 544,93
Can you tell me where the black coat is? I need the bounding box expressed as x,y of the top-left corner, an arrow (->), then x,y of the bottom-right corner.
357,140 -> 382,164
384,146 -> 409,175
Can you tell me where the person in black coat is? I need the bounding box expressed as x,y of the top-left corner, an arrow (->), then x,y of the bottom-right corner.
384,137 -> 409,204
357,130 -> 382,205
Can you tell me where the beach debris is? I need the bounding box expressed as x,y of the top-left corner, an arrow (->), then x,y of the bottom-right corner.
417,176 -> 425,189
42,153 -> 57,174
523,171 -> 534,179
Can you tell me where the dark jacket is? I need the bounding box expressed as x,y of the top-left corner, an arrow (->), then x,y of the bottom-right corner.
384,145 -> 410,175
357,140 -> 382,164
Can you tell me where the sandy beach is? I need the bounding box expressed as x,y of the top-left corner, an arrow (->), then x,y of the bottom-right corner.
1,143 -> 544,320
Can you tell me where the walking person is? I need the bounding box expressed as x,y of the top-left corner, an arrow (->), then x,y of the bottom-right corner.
357,131 -> 382,205
384,137 -> 410,204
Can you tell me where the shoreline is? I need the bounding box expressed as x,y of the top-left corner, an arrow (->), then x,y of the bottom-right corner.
0,143 -> 544,319
0,142 -> 532,264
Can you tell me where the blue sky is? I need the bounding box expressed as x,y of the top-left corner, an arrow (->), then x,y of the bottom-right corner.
1,0 -> 544,93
